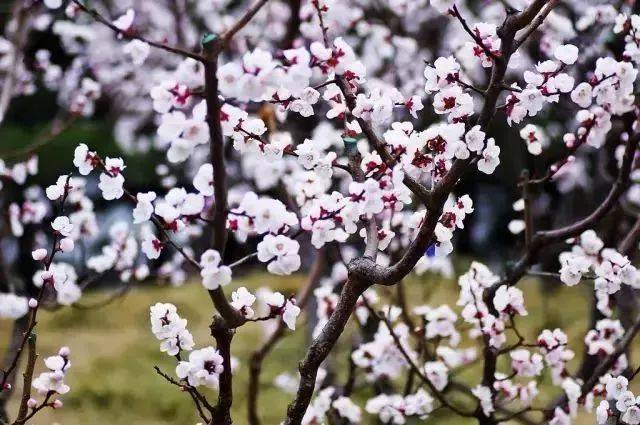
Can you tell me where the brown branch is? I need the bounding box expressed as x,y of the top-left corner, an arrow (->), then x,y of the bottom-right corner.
168,0 -> 186,46
477,131 -> 639,422
197,1 -> 278,416
0,179 -> 74,399
335,77 -> 432,206
209,318 -> 235,425
507,0 -> 555,32
280,0 -> 302,49
0,176 -> 103,425
0,317 -> 27,422
513,0 -> 561,51
618,215 -> 640,255
521,170 -> 534,247
98,162 -> 203,273
342,342 -> 358,397
538,133 -> 638,242
615,216 -> 640,337
451,5 -> 498,61
154,366 -> 212,423
201,40 -> 246,328
12,392 -> 53,425
220,0 -> 270,47
283,277 -> 367,424
311,0 -> 330,47
342,135 -> 380,258
14,333 -> 36,423
150,216 -> 201,270
70,0 -> 204,62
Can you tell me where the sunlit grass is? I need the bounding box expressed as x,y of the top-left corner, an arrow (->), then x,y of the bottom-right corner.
0,270 -> 633,424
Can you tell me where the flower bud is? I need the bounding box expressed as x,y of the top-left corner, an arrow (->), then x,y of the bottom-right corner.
59,238 -> 74,253
32,248 -> 48,261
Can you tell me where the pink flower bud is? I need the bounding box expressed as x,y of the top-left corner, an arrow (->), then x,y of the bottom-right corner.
52,399 -> 63,409
58,346 -> 70,357
27,398 -> 37,408
28,298 -> 38,309
2,383 -> 11,390
563,133 -> 576,148
31,249 -> 47,261
59,238 -> 74,253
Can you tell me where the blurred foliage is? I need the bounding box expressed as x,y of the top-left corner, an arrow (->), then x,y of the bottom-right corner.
0,116 -> 166,188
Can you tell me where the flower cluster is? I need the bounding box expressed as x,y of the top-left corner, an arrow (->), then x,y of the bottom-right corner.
31,347 -> 71,406
257,235 -> 301,276
200,249 -> 232,290
505,44 -> 578,126
302,387 -> 362,424
433,194 -> 474,256
365,389 -> 434,424
559,230 -> 638,316
176,347 -> 224,389
150,303 -> 195,355
597,375 -> 640,425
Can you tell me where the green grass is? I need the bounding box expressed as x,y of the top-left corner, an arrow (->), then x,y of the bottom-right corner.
0,271 -> 632,424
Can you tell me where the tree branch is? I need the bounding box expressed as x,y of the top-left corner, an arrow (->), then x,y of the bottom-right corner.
70,0 -> 204,61
201,40 -> 246,328
283,277 -> 367,424
220,0 -> 270,46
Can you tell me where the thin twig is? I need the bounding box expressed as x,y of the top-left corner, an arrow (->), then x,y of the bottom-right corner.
220,0 -> 271,46
362,298 -> 476,418
70,0 -> 204,61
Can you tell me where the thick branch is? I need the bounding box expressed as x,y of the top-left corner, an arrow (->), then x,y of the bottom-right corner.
513,0 -> 561,50
202,42 -> 246,327
283,277 -> 367,425
210,318 -> 235,425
